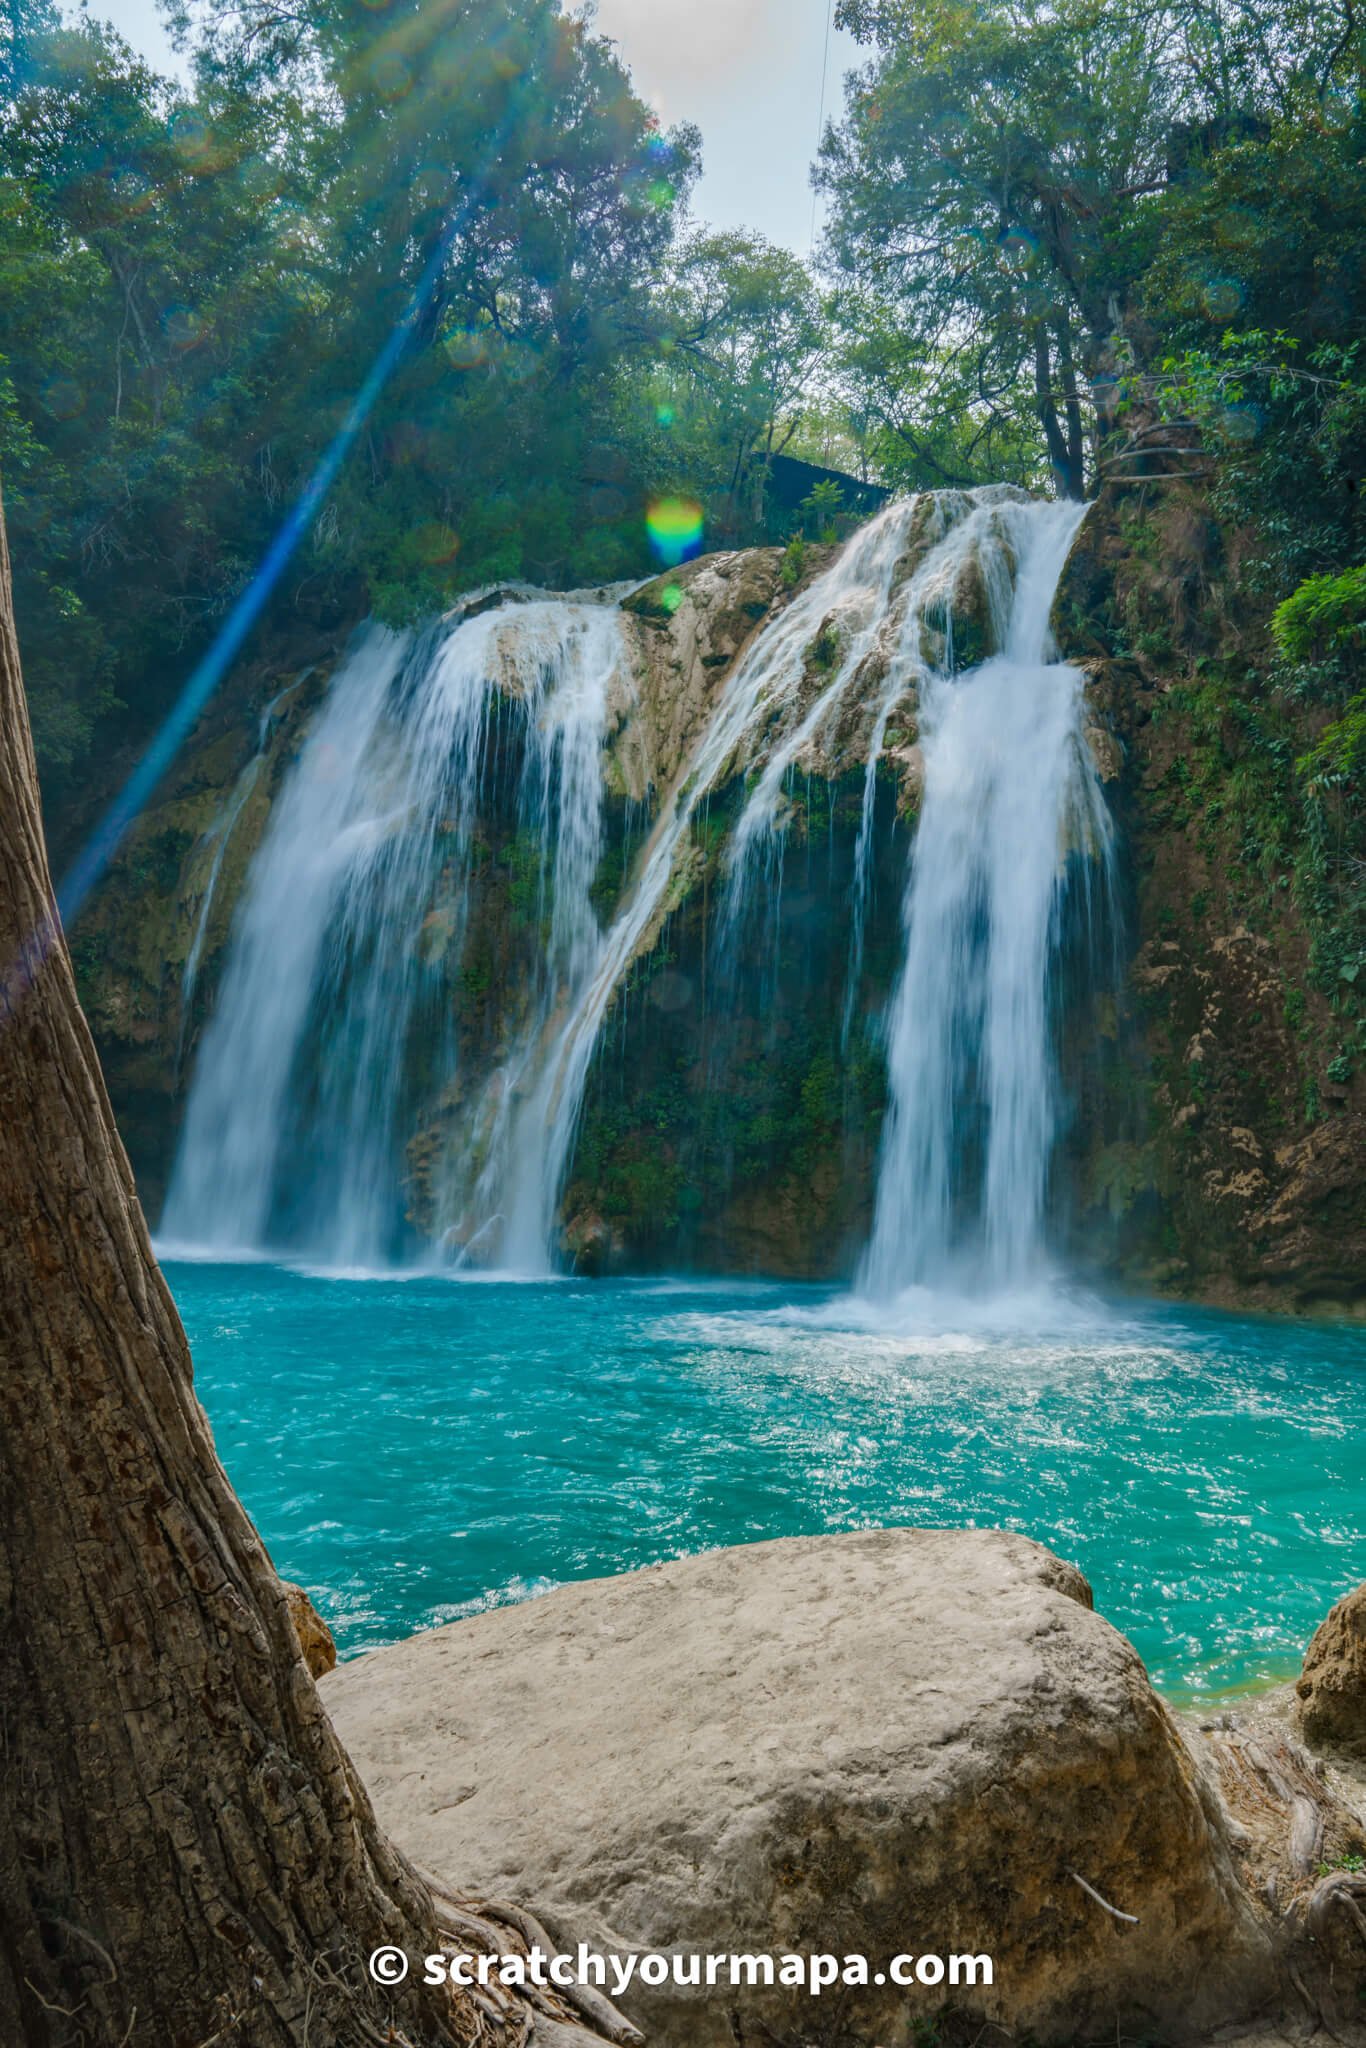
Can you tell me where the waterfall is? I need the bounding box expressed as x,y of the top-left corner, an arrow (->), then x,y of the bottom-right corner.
511,495 -> 942,1270
163,602 -> 625,1267
179,753 -> 261,1056
163,488 -> 1114,1286
439,613 -> 618,1274
711,486 -> 1028,1020
859,497 -> 1115,1298
178,677 -> 305,1057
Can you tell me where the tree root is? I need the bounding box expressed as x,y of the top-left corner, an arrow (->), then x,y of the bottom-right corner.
420,1870 -> 644,2048
1305,1869 -> 1366,1946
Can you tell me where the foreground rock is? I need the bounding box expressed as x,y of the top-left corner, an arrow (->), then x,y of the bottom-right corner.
324,1528 -> 1274,2045
1297,1578 -> 1366,1756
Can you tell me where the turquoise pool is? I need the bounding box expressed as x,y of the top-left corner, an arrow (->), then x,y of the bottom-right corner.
166,1260 -> 1366,1699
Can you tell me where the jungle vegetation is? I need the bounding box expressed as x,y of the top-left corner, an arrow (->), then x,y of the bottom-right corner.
1,0 -> 1362,895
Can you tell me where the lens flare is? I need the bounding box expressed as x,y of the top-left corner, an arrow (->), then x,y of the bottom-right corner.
444,326 -> 490,370
44,67 -> 534,955
1221,403 -> 1262,445
1201,276 -> 1243,321
998,226 -> 1039,270
110,166 -> 153,214
170,111 -> 215,166
236,153 -> 282,203
371,51 -> 411,97
163,305 -> 205,352
646,497 -> 704,567
412,521 -> 461,565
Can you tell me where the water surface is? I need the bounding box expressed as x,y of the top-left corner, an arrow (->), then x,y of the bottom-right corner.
167,1260 -> 1366,1700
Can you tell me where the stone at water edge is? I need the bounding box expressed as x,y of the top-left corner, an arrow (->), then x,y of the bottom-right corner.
282,1579 -> 336,1678
322,1527 -> 1275,2046
1296,1578 -> 1366,1757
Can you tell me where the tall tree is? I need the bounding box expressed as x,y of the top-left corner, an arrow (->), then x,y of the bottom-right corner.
0,0 -> 699,808
820,0 -> 1177,498
819,0 -> 1364,497
0,472 -> 468,2045
656,229 -> 827,536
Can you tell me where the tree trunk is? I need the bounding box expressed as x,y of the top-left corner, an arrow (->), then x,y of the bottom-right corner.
1055,314 -> 1088,501
1032,322 -> 1087,501
0,482 -> 472,2045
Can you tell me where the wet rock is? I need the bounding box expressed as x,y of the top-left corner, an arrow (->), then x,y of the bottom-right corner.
324,1528 -> 1273,2046
614,550 -> 794,799
561,1208 -> 625,1277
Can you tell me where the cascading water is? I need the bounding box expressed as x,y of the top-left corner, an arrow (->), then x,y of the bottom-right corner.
858,497 -> 1115,1298
438,612 -> 618,1273
164,487 -> 1114,1288
710,486 -> 1031,1026
178,677 -> 306,1057
512,494 -> 943,1267
163,601 -> 625,1268
178,753 -> 261,1058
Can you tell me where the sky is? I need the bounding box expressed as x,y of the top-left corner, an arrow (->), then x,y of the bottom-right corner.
84,0 -> 865,255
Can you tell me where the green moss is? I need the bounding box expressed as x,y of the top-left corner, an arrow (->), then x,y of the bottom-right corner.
1088,1142 -> 1157,1220
807,624 -> 841,673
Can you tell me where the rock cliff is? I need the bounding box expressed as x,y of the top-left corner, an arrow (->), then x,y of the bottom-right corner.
57,484 -> 1365,1304
1058,480 -> 1366,1312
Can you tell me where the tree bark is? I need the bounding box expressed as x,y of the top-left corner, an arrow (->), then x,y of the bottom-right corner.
0,481 -> 472,2045
1055,313 -> 1088,501
1033,321 -> 1087,501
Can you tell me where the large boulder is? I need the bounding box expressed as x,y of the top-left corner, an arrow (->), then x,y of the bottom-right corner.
1296,1579 -> 1366,1756
324,1529 -> 1273,2045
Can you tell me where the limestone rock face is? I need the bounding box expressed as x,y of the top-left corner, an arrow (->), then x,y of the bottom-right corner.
1297,1580 -> 1366,1756
615,549 -> 795,800
1057,485 -> 1366,1312
323,1528 -> 1272,2046
282,1580 -> 337,1678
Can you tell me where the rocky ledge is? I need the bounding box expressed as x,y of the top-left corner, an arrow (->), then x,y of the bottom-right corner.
320,1528 -> 1366,2046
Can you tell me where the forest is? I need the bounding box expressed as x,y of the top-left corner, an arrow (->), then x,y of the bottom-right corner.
1,0 -> 1362,856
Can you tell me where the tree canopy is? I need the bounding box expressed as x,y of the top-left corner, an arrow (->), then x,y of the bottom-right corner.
818,0 -> 1365,498
5,0 -> 1366,849
1,0 -> 836,808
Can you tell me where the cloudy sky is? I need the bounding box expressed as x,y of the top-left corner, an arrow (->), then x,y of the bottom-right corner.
86,0 -> 864,254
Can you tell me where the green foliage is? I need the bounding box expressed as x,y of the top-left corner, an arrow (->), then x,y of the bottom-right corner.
821,0 -> 1188,495
823,0 -> 1366,498
1299,693 -> 1366,787
1275,567 -> 1366,662
818,0 -> 1366,1072
0,0 -> 844,810
798,477 -> 844,542
646,228 -> 828,544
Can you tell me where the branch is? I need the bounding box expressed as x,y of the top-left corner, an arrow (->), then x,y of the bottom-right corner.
1320,0 -> 1357,99
1069,1870 -> 1139,1924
